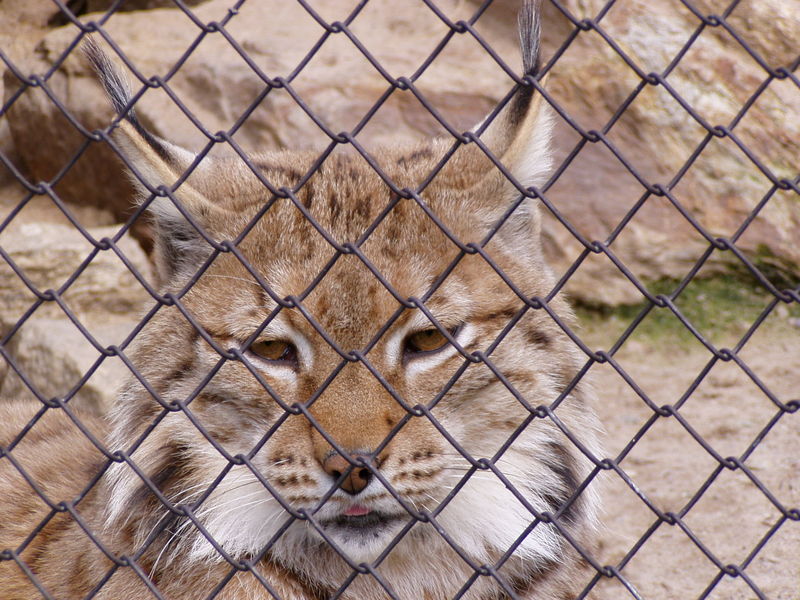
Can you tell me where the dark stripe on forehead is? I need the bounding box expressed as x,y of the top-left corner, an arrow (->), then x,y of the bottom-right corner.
327,189 -> 341,220
395,146 -> 434,167
477,307 -> 519,323
251,158 -> 304,182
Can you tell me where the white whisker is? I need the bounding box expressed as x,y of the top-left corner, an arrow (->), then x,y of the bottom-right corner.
441,472 -> 530,490
143,477 -> 267,546
150,493 -> 274,578
251,504 -> 293,549
441,463 -> 530,480
193,489 -> 269,521
204,274 -> 263,288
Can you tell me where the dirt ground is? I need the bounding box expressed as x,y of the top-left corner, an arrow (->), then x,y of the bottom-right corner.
580,317 -> 799,600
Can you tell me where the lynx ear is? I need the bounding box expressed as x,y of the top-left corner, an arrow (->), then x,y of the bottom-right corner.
473,2 -> 553,188
84,38 -> 223,284
464,0 -> 554,265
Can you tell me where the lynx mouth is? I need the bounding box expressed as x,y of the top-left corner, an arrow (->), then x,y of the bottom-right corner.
321,510 -> 400,532
311,508 -> 408,560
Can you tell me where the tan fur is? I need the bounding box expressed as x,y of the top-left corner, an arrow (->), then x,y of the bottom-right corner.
0,7 -> 603,598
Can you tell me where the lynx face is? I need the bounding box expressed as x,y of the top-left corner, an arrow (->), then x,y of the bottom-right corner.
87,4 -> 602,597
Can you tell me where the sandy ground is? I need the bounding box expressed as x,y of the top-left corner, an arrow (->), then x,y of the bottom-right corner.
580,318 -> 800,600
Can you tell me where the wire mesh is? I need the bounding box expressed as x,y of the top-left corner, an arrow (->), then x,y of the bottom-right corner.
0,1 -> 798,599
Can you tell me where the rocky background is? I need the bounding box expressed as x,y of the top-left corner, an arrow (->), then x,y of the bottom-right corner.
1,0 -> 798,412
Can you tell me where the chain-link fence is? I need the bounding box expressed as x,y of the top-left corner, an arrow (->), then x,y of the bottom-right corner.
0,1 -> 798,599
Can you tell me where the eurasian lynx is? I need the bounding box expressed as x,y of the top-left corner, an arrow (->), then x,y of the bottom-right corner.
0,3 -> 602,598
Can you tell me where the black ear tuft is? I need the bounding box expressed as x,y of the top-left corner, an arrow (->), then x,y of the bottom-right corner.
83,36 -> 222,286
83,36 -> 170,161
518,0 -> 542,78
83,36 -> 132,118
511,0 -> 543,124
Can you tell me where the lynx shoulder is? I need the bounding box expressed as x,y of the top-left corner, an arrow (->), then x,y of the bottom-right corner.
0,3 -> 602,598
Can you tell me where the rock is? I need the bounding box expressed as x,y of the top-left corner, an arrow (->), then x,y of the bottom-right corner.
0,221 -> 154,413
0,0 -> 60,188
0,180 -> 117,232
2,0 -> 798,306
0,0 -> 63,30
0,316 -> 136,415
0,221 -> 152,317
2,55 -> 142,236
476,0 -> 800,305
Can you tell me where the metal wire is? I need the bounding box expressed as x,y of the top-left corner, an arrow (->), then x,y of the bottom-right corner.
0,1 -> 798,599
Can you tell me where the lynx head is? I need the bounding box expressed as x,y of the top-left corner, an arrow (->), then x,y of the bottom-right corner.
89,2 -> 600,596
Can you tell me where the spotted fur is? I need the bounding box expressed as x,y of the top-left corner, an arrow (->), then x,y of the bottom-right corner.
0,3 -> 602,598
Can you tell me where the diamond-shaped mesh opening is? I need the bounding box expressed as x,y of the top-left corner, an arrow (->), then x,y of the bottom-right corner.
1,1 -> 798,599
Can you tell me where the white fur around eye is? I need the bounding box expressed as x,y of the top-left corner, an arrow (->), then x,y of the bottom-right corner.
404,324 -> 475,379
254,361 -> 298,386
246,318 -> 313,380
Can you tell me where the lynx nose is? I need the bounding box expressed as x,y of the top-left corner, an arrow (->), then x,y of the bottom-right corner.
323,453 -> 374,495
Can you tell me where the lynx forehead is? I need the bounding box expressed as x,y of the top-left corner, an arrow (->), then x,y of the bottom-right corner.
0,3 -> 602,599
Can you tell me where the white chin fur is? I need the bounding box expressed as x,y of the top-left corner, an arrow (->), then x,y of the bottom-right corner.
185,476 -> 558,572
278,517 -> 407,565
437,475 -> 561,565
185,478 -> 403,565
185,468 -> 287,562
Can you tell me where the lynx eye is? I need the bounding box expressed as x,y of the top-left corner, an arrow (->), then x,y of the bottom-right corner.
404,328 -> 452,356
249,340 -> 297,365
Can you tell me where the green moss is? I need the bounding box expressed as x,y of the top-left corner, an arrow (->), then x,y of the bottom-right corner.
575,273 -> 800,348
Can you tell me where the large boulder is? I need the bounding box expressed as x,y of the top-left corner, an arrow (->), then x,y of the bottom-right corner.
0,220 -> 154,414
530,0 -> 800,304
2,0 -> 798,306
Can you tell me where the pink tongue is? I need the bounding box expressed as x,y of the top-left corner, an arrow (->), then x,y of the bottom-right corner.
343,504 -> 371,517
